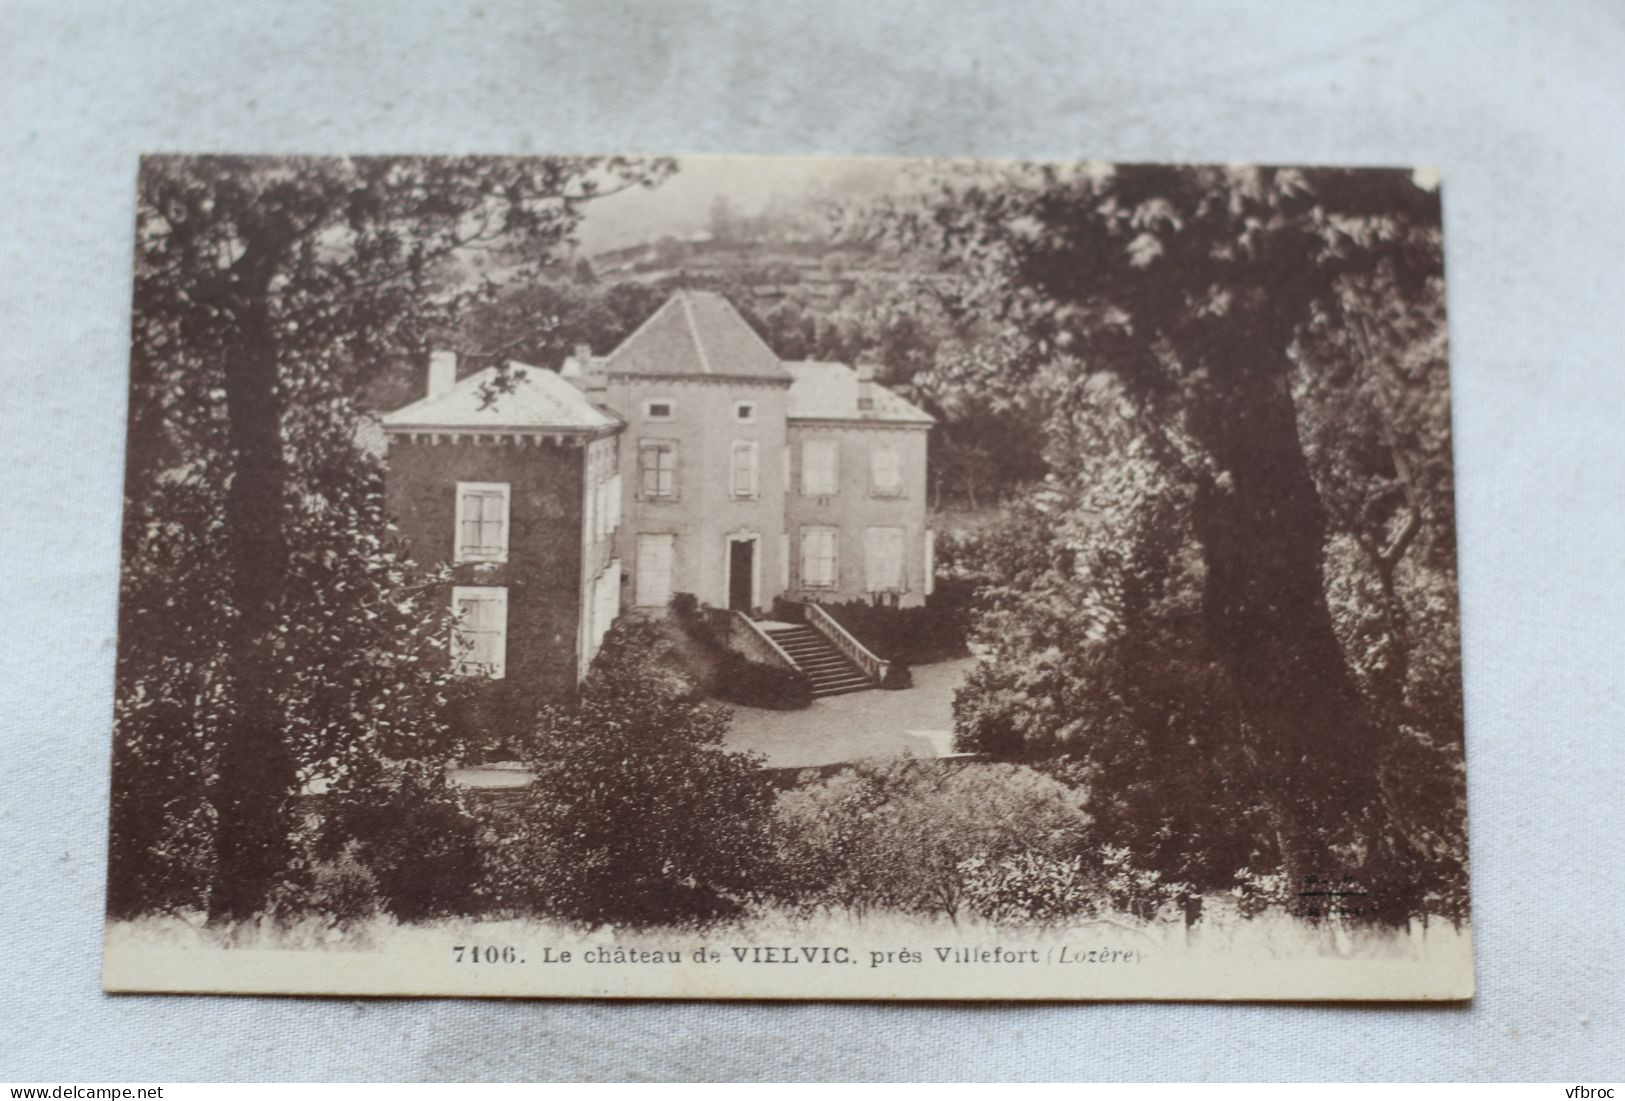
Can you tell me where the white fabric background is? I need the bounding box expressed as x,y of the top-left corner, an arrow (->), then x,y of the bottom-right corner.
1,0 -> 1620,1082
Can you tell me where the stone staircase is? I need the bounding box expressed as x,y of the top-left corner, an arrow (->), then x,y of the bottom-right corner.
763,622 -> 876,698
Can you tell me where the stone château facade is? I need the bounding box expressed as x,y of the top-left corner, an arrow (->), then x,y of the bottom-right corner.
379,290 -> 934,718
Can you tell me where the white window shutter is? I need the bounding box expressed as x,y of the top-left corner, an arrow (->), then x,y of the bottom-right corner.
803,440 -> 838,496
452,586 -> 507,678
872,445 -> 900,493
800,530 -> 814,586
865,528 -> 904,591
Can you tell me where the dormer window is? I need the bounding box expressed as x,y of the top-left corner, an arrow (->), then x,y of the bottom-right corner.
644,400 -> 675,421
734,401 -> 756,424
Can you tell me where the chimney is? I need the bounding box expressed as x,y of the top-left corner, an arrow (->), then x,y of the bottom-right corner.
563,342 -> 604,395
856,356 -> 876,412
427,349 -> 457,399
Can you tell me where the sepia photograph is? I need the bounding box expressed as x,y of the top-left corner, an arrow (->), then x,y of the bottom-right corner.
102,153 -> 1472,1001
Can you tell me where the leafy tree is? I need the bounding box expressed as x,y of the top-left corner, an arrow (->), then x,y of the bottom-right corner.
899,164 -> 1465,923
499,620 -> 776,925
120,155 -> 673,920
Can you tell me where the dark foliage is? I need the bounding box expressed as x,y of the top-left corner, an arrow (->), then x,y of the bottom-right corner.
891,164 -> 1468,926
818,580 -> 977,666
670,593 -> 814,710
118,154 -> 673,919
491,619 -> 778,926
714,653 -> 816,710
769,759 -> 1182,925
313,759 -> 485,922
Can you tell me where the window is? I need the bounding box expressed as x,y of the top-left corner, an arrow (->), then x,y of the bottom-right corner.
644,399 -> 675,421
783,444 -> 792,492
802,439 -> 838,496
800,527 -> 838,589
451,586 -> 507,678
870,444 -> 902,496
734,401 -> 757,424
865,527 -> 905,593
639,440 -> 678,500
730,440 -> 759,498
455,482 -> 509,562
636,533 -> 676,607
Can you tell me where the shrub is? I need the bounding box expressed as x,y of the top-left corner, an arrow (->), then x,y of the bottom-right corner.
314,759 -> 485,922
772,760 -> 1096,923
269,841 -> 385,929
499,619 -> 778,926
671,592 -> 812,709
819,581 -> 977,666
958,851 -> 1101,926
715,652 -> 814,709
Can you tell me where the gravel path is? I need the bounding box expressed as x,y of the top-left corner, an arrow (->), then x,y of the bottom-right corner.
723,656 -> 975,768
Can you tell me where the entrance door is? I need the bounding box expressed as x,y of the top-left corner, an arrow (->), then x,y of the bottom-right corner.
636,533 -> 674,607
728,537 -> 755,613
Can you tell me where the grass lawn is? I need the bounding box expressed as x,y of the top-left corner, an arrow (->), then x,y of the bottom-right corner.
723,655 -> 975,768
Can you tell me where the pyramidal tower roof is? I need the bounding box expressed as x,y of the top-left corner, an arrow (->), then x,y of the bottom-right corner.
602,290 -> 790,382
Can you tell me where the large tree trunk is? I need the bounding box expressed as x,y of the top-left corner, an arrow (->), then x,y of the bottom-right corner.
208,276 -> 298,922
1187,344 -> 1386,906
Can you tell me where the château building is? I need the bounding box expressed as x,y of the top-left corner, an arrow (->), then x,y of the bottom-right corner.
379,290 -> 934,721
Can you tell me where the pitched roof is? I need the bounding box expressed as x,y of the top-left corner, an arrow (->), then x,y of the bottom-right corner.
602,290 -> 790,381
785,362 -> 935,426
381,363 -> 619,433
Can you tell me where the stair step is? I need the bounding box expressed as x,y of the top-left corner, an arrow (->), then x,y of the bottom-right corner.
809,673 -> 870,687
762,622 -> 876,695
812,682 -> 873,698
799,654 -> 849,666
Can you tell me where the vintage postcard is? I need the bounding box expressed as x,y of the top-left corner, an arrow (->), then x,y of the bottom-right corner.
103,154 -> 1472,1000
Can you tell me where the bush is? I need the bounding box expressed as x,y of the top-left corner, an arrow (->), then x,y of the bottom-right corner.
313,759 -> 485,922
497,618 -> 778,926
958,851 -> 1101,926
819,580 -> 977,665
772,760 -> 1096,923
670,592 -> 813,709
270,841 -> 385,929
714,652 -> 814,709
